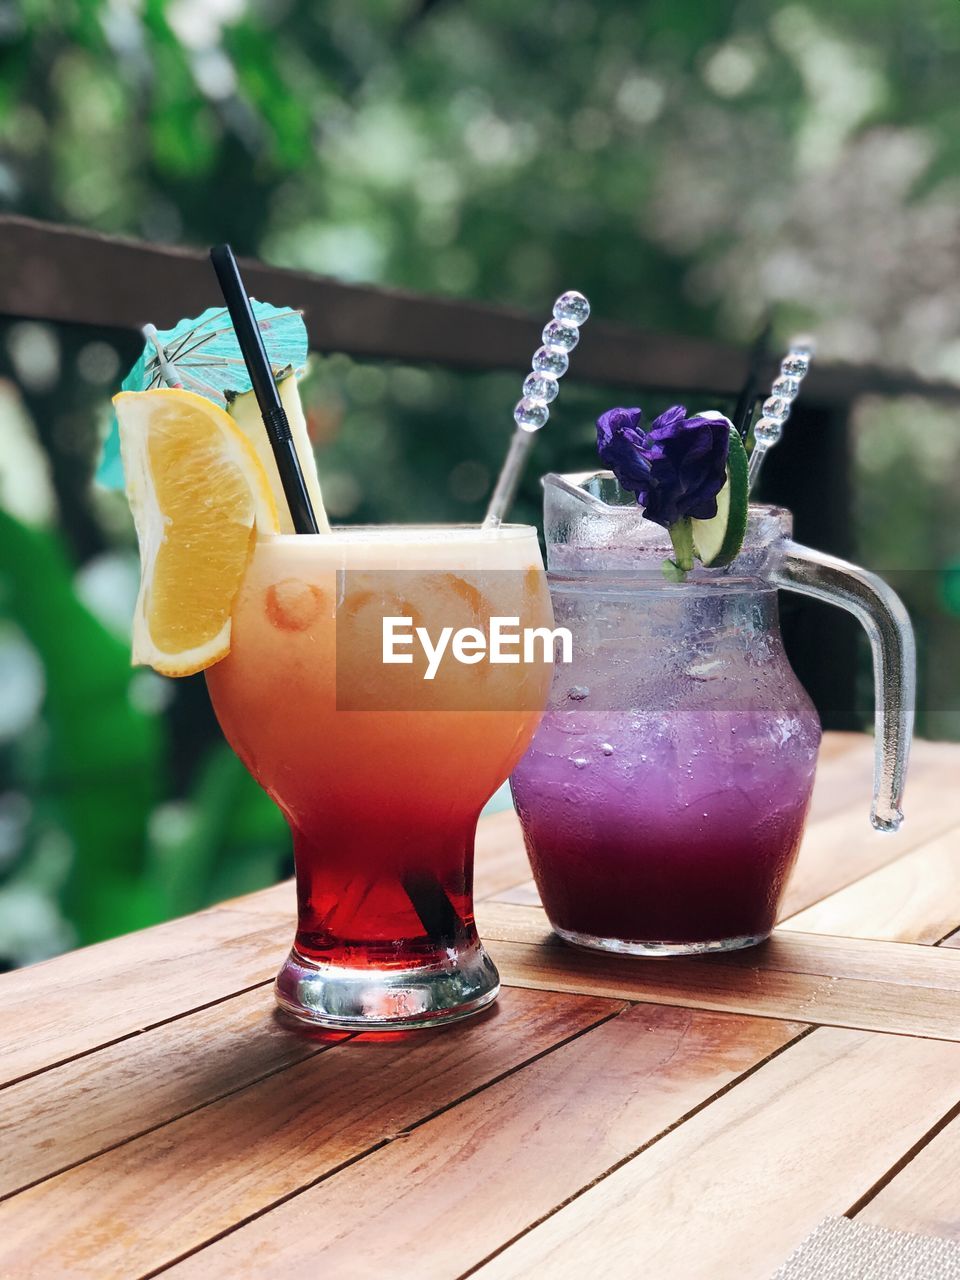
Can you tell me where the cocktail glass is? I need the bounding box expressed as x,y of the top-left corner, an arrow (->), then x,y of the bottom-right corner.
206,525 -> 552,1028
510,474 -> 914,955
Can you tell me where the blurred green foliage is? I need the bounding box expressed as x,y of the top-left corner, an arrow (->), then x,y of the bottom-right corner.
1,0 -> 959,964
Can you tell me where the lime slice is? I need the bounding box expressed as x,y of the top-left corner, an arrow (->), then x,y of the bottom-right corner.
691,423 -> 749,568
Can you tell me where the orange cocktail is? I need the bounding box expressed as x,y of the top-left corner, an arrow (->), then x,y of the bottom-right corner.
206,525 -> 552,1029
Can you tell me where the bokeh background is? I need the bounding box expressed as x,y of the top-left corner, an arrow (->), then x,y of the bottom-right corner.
1,0 -> 959,966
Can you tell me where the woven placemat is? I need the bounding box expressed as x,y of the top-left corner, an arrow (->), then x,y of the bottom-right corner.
772,1217 -> 960,1279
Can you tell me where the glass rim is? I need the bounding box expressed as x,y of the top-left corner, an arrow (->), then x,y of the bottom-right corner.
259,523 -> 538,544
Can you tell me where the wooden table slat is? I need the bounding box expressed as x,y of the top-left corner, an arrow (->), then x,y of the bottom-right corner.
0,905 -> 290,1089
857,1108 -> 960,1241
478,899 -> 960,985
162,1006 -> 802,1280
777,756 -> 960,921
477,902 -> 960,1039
787,824 -> 960,944
0,988 -> 615,1279
0,987 -> 345,1201
470,1027 -> 960,1280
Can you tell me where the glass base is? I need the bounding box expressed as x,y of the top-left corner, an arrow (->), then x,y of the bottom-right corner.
553,925 -> 769,957
274,940 -> 501,1030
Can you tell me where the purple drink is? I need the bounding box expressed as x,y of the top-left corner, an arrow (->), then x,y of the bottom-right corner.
512,704 -> 819,952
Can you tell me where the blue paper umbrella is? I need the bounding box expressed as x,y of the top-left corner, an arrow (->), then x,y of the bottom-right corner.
97,300 -> 309,489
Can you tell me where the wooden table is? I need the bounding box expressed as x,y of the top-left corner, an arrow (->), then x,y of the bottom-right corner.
2,732 -> 960,1279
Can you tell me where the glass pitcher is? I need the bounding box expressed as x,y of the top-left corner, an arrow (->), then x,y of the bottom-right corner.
509,472 -> 915,956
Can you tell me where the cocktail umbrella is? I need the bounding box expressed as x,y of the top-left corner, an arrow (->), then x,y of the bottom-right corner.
97,301 -> 308,488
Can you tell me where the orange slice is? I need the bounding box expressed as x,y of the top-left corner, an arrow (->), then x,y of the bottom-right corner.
115,388 -> 280,676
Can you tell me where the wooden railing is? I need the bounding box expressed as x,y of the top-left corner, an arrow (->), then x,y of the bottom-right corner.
3,215 -> 960,404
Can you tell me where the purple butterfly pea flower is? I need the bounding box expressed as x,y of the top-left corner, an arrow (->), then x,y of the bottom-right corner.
596,404 -> 730,529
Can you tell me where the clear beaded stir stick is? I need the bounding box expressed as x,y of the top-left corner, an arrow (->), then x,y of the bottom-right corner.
747,337 -> 815,492
483,290 -> 591,529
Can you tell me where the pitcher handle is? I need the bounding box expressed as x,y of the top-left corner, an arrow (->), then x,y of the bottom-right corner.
772,541 -> 916,832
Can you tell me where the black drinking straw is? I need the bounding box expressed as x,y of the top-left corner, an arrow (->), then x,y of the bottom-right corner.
401,872 -> 466,947
733,318 -> 772,442
209,244 -> 320,534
